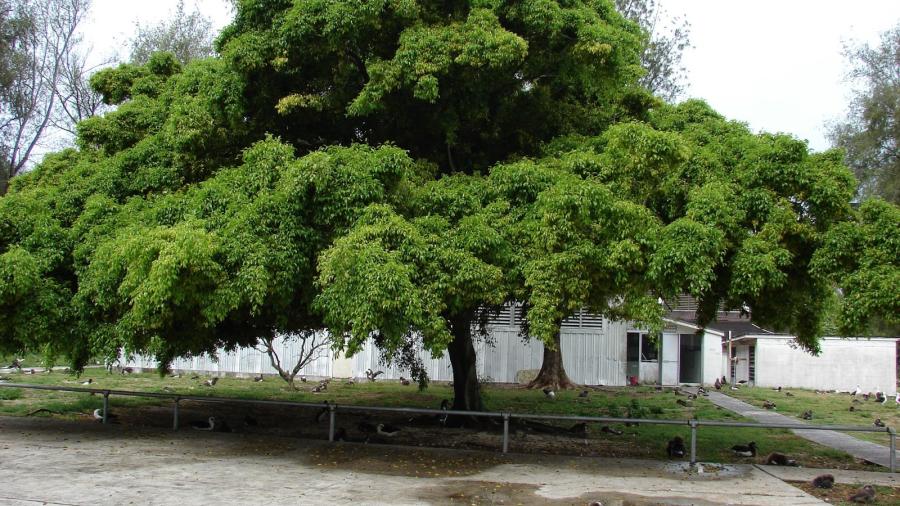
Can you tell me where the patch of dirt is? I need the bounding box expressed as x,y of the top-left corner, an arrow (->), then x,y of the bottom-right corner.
791,482 -> 900,505
303,443 -> 506,478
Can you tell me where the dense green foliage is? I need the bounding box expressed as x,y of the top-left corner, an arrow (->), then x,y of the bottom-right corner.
0,0 -> 896,392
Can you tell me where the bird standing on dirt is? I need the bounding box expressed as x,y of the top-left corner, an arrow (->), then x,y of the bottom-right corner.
848,484 -> 876,503
764,452 -> 797,466
376,423 -> 400,437
191,416 -> 217,431
731,441 -> 757,457
92,409 -> 118,422
811,474 -> 834,489
666,436 -> 685,458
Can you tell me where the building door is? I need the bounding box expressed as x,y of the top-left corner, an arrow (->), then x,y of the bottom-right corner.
661,333 -> 679,385
626,332 -> 641,382
735,345 -> 750,383
679,333 -> 702,384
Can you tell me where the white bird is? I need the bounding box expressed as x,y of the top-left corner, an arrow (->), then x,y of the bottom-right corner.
542,387 -> 556,399
852,385 -> 862,396
203,377 -> 218,387
376,423 -> 400,437
81,378 -> 93,385
92,409 -> 118,421
895,392 -> 900,405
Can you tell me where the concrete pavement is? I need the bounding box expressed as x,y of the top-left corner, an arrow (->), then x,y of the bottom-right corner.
707,391 -> 898,469
0,416 -> 825,505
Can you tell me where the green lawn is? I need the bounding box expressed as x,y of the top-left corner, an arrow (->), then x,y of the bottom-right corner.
725,386 -> 899,446
0,370 -> 873,469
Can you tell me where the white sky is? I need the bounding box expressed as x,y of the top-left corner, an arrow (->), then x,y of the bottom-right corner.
81,0 -> 900,152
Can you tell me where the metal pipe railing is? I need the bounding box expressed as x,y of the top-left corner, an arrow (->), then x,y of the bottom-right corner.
0,382 -> 895,471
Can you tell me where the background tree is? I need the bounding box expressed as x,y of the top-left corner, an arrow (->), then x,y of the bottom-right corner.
129,0 -> 216,65
255,331 -> 330,390
615,0 -> 691,101
828,23 -> 899,204
0,0 -> 93,195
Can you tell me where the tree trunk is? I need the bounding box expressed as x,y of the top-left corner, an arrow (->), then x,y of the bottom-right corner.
446,311 -> 485,425
527,332 -> 577,390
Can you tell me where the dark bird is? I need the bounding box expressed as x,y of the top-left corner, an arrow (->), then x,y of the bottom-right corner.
737,380 -> 748,385
300,376 -> 307,383
399,376 -> 410,386
873,418 -> 885,428
191,416 -> 217,431
253,374 -> 264,382
875,390 -> 886,404
120,367 -> 133,374
438,399 -> 450,425
578,390 -> 589,398
714,377 -> 722,390
190,374 -> 200,380
376,423 -> 400,437
720,376 -> 727,385
863,392 -> 871,401
601,426 -> 623,435
203,377 -> 218,387
8,358 -> 22,369
542,387 -> 556,400
676,399 -> 692,407
774,386 -> 782,392
312,384 -> 326,393
334,427 -> 347,442
697,387 -> 709,396
92,409 -> 118,422
852,385 -> 862,396
569,422 -> 588,436
801,410 -> 813,420
765,452 -> 798,466
314,401 -> 330,423
666,436 -> 686,458
848,484 -> 876,503
731,441 -> 757,457
811,474 -> 835,489
81,378 -> 93,386
365,369 -> 383,382
850,406 -> 856,412
763,400 -> 776,410
785,392 -> 794,397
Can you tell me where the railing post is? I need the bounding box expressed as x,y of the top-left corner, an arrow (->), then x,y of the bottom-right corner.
502,413 -> 510,454
889,427 -> 896,473
328,403 -> 336,442
102,391 -> 110,424
689,419 -> 698,466
173,397 -> 180,430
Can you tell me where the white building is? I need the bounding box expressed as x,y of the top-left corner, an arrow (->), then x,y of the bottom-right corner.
124,301 -> 896,390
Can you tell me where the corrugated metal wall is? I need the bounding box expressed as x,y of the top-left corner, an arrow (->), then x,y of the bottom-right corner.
125,322 -> 628,386
125,333 -> 333,378
350,320 -> 627,386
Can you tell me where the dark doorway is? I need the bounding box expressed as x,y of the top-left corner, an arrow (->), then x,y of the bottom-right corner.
679,334 -> 702,384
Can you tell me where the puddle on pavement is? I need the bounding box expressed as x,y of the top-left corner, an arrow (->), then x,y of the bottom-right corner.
417,480 -> 729,506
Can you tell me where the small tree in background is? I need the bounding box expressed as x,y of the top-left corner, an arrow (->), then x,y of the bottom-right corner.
129,0 -> 215,65
255,332 -> 330,390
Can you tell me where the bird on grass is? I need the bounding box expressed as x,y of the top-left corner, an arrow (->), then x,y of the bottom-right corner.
578,390 -> 589,398
600,426 -> 623,436
848,484 -> 876,503
785,392 -> 794,397
92,409 -> 118,422
875,390 -> 887,404
764,452 -> 798,466
542,387 -> 556,400
203,377 -> 218,387
773,386 -> 782,392
811,474 -> 834,489
345,378 -> 355,386
731,441 -> 757,457
253,374 -> 264,382
762,400 -> 776,410
852,385 -> 862,396
365,369 -> 383,382
81,378 -> 93,386
873,418 -> 885,428
190,374 -> 200,380
801,410 -> 813,420
8,358 -> 22,370
850,406 -> 856,412
666,436 -> 685,458
676,399 -> 692,408
714,378 -> 722,390
376,423 -> 400,437
399,376 -> 410,386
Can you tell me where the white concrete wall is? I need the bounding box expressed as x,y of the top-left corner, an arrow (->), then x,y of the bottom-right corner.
753,338 -> 897,392
639,361 -> 659,384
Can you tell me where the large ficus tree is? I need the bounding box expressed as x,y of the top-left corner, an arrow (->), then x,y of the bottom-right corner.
0,1 -> 896,412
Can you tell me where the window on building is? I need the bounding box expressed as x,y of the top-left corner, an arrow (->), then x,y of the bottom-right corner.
640,334 -> 658,361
